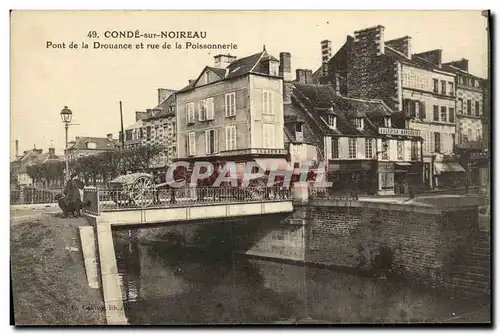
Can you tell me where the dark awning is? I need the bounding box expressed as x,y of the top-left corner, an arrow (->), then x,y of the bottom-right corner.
434,162 -> 466,175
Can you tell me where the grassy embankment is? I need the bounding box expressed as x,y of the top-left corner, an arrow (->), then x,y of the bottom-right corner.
11,208 -> 106,325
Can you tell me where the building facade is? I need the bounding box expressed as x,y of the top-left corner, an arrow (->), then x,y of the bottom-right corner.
122,88 -> 177,168
290,82 -> 423,196
67,134 -> 118,163
175,48 -> 290,183
318,25 -> 465,189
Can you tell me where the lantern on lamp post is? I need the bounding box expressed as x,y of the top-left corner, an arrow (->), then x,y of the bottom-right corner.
60,106 -> 73,182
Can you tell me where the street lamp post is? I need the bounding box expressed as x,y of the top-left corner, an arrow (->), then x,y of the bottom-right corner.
60,106 -> 73,183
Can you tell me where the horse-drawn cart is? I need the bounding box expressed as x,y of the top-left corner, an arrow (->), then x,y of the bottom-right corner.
108,172 -> 168,208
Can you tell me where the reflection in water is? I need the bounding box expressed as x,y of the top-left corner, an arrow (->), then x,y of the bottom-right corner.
113,230 -> 483,325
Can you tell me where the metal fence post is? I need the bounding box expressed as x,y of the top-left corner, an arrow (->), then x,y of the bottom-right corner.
96,186 -> 100,215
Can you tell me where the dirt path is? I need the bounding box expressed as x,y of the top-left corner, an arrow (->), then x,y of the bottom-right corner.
10,210 -> 106,325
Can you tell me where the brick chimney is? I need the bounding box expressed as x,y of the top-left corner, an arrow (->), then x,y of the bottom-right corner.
353,25 -> 385,56
443,58 -> 469,72
188,79 -> 195,85
296,69 -> 306,84
386,36 -> 412,58
305,70 -> 313,84
157,88 -> 176,104
107,133 -> 113,141
135,111 -> 147,121
413,49 -> 442,67
48,147 -> 55,155
279,52 -> 292,81
15,140 -> 19,157
214,54 -> 237,69
321,40 -> 332,77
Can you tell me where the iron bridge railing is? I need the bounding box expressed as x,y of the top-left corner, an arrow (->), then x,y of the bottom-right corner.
83,186 -> 292,215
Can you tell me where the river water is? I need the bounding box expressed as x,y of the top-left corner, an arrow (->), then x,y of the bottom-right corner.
112,231 -> 483,325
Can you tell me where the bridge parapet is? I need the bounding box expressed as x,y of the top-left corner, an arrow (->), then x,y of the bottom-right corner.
83,186 -> 292,216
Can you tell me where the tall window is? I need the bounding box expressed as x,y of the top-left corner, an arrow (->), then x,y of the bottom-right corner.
397,140 -> 404,161
458,98 -> 463,114
467,99 -> 472,116
331,138 -> 339,159
433,105 -> 439,121
434,132 -> 441,153
348,138 -> 357,159
441,80 -> 447,95
225,92 -> 236,117
475,101 -> 480,117
411,141 -> 419,161
262,91 -> 274,115
381,139 -> 389,160
146,126 -> 151,140
448,82 -> 454,96
187,132 -> 196,156
205,129 -> 218,154
440,106 -> 447,122
449,107 -> 455,123
186,102 -> 195,124
225,126 -> 237,151
433,79 -> 439,93
365,138 -> 374,159
198,100 -> 207,121
327,115 -> 336,128
263,124 -> 275,148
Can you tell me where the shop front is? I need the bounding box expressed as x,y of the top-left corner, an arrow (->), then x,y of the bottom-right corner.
328,160 -> 378,196
433,154 -> 467,189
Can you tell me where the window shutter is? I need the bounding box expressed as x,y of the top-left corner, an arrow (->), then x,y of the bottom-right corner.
207,98 -> 214,120
231,93 -> 236,116
269,92 -> 274,115
225,94 -> 229,117
232,126 -> 237,150
205,130 -> 209,154
324,137 -> 332,159
410,101 -> 416,118
420,102 -> 426,119
213,129 -> 218,153
185,104 -> 190,123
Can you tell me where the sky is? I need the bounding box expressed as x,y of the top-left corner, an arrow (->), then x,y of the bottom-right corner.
10,10 -> 489,159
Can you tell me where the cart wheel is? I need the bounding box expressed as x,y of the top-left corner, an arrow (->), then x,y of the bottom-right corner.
130,176 -> 155,207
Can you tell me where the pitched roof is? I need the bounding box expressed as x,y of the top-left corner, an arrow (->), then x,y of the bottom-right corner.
68,137 -> 117,151
292,83 -> 402,137
283,104 -> 321,144
178,50 -> 279,93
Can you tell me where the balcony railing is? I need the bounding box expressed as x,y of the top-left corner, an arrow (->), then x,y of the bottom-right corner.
456,141 -> 484,150
83,186 -> 291,213
219,148 -> 288,156
10,187 -> 64,205
378,127 -> 421,137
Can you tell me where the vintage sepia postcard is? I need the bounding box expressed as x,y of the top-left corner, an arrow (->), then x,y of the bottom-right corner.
10,10 -> 491,326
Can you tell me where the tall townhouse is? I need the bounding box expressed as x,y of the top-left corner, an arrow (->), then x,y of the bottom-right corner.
288,80 -> 423,196
175,48 -> 291,183
122,88 -> 177,168
317,25 -> 466,189
441,59 -> 488,187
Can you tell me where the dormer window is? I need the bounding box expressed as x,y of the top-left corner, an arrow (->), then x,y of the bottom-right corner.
353,118 -> 364,130
295,123 -> 304,141
86,141 -> 96,149
269,61 -> 279,76
169,104 -> 176,113
327,115 -> 337,129
384,116 -> 391,128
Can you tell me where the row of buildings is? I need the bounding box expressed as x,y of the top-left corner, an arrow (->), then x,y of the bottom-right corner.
14,24 -> 487,195
116,25 -> 489,195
